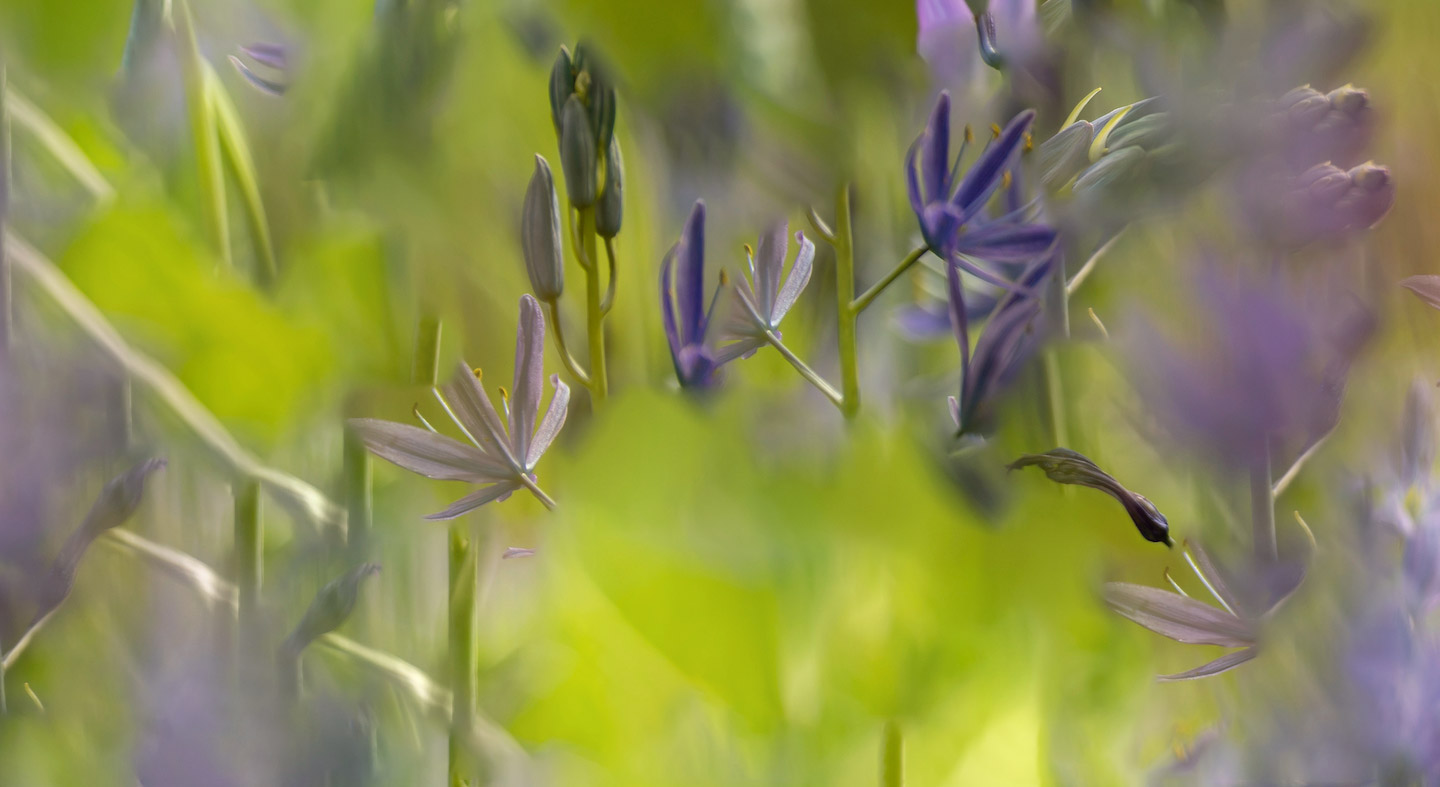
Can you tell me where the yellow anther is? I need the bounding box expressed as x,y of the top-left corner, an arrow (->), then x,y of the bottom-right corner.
1063,86 -> 1104,128
1001,171 -> 1012,190
964,124 -> 975,144
743,243 -> 754,258
1023,132 -> 1033,153
990,123 -> 1002,138
719,270 -> 730,286
472,367 -> 484,381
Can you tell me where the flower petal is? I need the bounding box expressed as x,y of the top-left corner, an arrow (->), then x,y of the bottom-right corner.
526,374 -> 570,471
424,480 -> 523,520
510,295 -> 545,463
951,109 -> 1036,219
1103,582 -> 1255,647
1402,275 -> 1440,312
661,244 -> 683,364
755,222 -> 787,320
441,362 -> 519,467
921,92 -> 952,208
1156,648 -> 1259,682
677,201 -> 708,346
771,231 -> 814,325
954,222 -> 1057,263
348,418 -> 509,482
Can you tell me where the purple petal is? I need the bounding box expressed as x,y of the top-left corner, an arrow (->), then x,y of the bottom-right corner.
510,295 -> 545,463
424,480 -> 523,520
502,547 -> 537,559
661,245 -> 683,365
894,302 -> 954,340
526,375 -> 570,471
954,222 -> 1057,263
905,136 -> 926,219
441,362 -> 518,467
771,231 -> 814,325
1157,648 -> 1259,682
1103,583 -> 1255,647
963,295 -> 1040,413
921,92 -> 952,208
228,56 -> 286,97
677,201 -> 708,346
947,255 -> 971,386
240,42 -> 289,70
951,109 -> 1036,219
348,418 -> 509,482
755,222 -> 788,320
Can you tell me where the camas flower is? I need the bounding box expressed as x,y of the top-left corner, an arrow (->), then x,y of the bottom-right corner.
349,295 -> 568,519
906,92 -> 1056,291
661,200 -> 728,389
716,222 -> 815,360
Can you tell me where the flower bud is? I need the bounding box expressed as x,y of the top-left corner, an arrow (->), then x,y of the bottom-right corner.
596,137 -> 624,238
559,95 -> 597,207
1106,112 -> 1171,151
548,47 -> 573,133
522,154 -> 565,300
1280,85 -> 1330,126
1037,121 -> 1092,189
1072,145 -> 1146,194
1334,162 -> 1394,230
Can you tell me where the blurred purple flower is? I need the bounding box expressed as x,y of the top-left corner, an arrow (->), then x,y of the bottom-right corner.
1242,161 -> 1395,247
661,201 -> 730,389
1127,268 -> 1371,469
917,0 -> 1040,83
906,93 -> 1055,292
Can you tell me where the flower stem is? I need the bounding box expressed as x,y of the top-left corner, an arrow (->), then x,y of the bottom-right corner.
448,522 -> 477,786
343,425 -> 373,565
0,65 -> 11,362
517,473 -> 558,511
1044,248 -> 1070,449
234,478 -> 262,631
581,208 -> 608,403
545,299 -> 591,388
762,330 -> 844,409
600,237 -> 618,317
1251,441 -> 1278,562
881,720 -> 903,787
851,244 -> 929,314
833,186 -> 860,420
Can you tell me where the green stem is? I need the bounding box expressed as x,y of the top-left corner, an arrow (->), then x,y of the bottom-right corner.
234,478 -> 262,630
881,720 -> 903,787
516,473 -> 558,511
1044,248 -> 1070,449
600,237 -> 618,317
343,426 -> 373,565
1252,440 -> 1277,563
833,186 -> 860,421
448,523 -> 477,786
581,208 -> 608,403
413,314 -> 442,387
851,244 -> 928,314
762,330 -> 844,409
545,299 -> 591,388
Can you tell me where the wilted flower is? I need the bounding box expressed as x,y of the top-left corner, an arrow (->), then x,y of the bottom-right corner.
349,295 -> 568,518
1105,541 -> 1305,680
906,93 -> 1055,289
521,154 -> 565,301
1007,448 -> 1172,545
716,222 -> 815,360
661,201 -> 730,389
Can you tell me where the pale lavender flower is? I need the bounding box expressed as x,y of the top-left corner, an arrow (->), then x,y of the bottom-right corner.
716,222 -> 815,361
349,295 -> 568,519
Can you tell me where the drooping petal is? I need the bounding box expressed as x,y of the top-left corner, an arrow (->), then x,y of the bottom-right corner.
677,201 -> 708,345
424,480 -> 523,520
921,92 -> 952,207
510,295 -> 546,463
1103,583 -> 1255,647
239,42 -> 289,70
963,296 -> 1041,421
954,222 -> 1058,263
771,231 -> 815,325
677,344 -> 718,388
526,375 -> 570,471
441,362 -> 518,467
1156,648 -> 1259,682
348,418 -> 509,482
951,109 -> 1036,219
755,222 -> 787,320
947,254 -> 971,388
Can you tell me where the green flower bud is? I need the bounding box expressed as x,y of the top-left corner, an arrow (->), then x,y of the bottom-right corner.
522,154 -> 565,300
1072,145 -> 1146,194
560,95 -> 597,207
1106,112 -> 1171,151
548,46 -> 573,133
596,137 -> 624,238
1036,121 -> 1092,189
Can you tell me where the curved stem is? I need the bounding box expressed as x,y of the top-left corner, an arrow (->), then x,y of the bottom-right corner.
1065,228 -> 1124,297
568,207 -> 594,272
851,244 -> 929,314
806,206 -> 837,244
600,237 -> 618,317
545,300 -> 591,387
448,522 -> 477,786
580,208 -> 608,402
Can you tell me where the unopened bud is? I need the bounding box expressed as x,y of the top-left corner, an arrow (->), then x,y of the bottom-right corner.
1072,145 -> 1146,194
548,47 -> 573,133
1037,121 -> 1092,189
521,155 -> 565,300
596,137 -> 624,238
559,96 -> 597,207
1107,112 -> 1171,151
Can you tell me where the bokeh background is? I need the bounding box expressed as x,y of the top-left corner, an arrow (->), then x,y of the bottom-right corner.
0,0 -> 1436,783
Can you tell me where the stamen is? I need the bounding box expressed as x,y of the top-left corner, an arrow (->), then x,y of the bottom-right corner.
1163,567 -> 1190,597
1182,541 -> 1238,617
472,367 -> 484,381
719,270 -> 730,286
964,124 -> 975,144
990,123 -> 1002,138
412,404 -> 440,434
498,386 -> 511,420
1001,171 -> 1012,191
1088,308 -> 1110,340
1023,132 -> 1033,153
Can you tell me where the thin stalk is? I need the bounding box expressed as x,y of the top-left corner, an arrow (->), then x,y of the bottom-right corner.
762,330 -> 844,408
833,186 -> 859,420
1064,228 -> 1124,297
545,299 -> 591,387
1272,428 -> 1333,500
174,0 -> 231,268
516,473 -> 558,511
413,314 -> 442,387
881,720 -> 903,787
851,244 -> 929,314
448,523 -> 478,787
0,65 -> 11,360
581,208 -> 608,402
600,237 -> 618,317
343,426 -> 373,565
1251,440 -> 1277,563
234,478 -> 262,630
1043,251 -> 1070,448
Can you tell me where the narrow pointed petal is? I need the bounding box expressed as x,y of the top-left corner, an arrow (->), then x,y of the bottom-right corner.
228,55 -> 287,96
713,335 -> 766,364
1402,275 -> 1440,311
661,245 -> 684,365
951,109 -> 1036,219
1103,583 -> 1255,647
239,42 -> 289,70
921,92 -> 952,206
424,481 -> 523,520
1157,648 -> 1259,682
442,362 -> 519,467
947,255 -> 971,383
677,201 -> 708,345
951,251 -> 1037,295
963,298 -> 1041,419
905,136 -> 926,218
947,395 -> 961,427
954,223 -> 1058,263
755,222 -> 787,320
526,375 -> 571,470
771,231 -> 814,325
510,295 -> 546,463
348,418 -> 509,482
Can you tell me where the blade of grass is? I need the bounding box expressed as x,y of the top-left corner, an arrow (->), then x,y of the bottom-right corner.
4,86 -> 114,202
173,0 -> 231,268
206,65 -> 278,285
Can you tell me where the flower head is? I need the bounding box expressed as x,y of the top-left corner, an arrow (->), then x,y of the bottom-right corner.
661,201 -> 729,389
716,221 -> 815,361
349,295 -> 568,519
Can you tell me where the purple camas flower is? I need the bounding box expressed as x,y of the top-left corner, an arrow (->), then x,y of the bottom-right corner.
661,201 -> 728,389
716,222 -> 815,360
